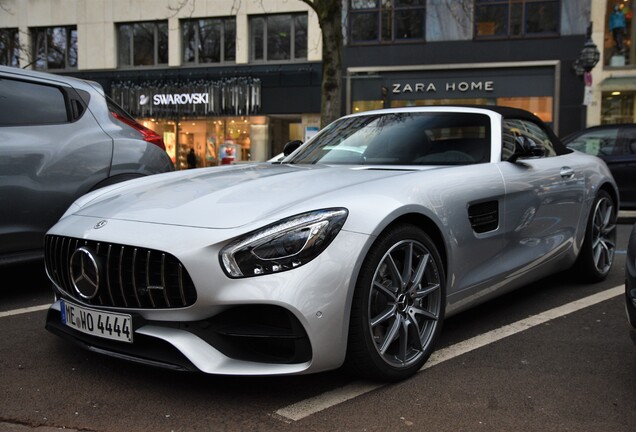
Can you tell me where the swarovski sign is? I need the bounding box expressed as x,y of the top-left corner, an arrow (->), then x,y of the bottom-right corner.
142,92 -> 210,106
112,77 -> 261,118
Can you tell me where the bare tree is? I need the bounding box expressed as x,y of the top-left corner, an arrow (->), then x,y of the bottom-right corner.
298,0 -> 342,127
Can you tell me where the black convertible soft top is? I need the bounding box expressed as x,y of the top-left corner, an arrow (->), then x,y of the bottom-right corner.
452,104 -> 569,155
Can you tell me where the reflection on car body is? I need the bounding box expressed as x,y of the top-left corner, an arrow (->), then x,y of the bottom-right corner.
624,223 -> 636,345
44,106 -> 618,381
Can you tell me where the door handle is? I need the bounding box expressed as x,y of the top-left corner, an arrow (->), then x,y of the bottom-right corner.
560,167 -> 574,179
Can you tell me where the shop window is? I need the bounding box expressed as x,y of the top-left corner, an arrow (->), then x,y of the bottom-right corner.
0,28 -> 19,66
117,21 -> 168,68
474,0 -> 559,39
604,1 -> 634,67
601,91 -> 635,123
140,116 -> 268,170
182,17 -> 236,64
352,96 -> 553,125
352,100 -> 385,113
348,0 -> 426,45
31,26 -> 77,70
250,14 -> 307,62
496,96 -> 553,123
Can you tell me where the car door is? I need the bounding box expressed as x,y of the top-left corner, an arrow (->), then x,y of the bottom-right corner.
496,119 -> 586,278
0,74 -> 113,261
610,125 -> 636,208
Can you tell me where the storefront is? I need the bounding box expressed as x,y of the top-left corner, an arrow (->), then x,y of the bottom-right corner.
67,63 -> 322,169
346,61 -> 560,132
111,78 -> 262,168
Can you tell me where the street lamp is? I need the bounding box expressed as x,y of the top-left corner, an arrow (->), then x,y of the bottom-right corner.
573,23 -> 600,107
574,23 -> 600,76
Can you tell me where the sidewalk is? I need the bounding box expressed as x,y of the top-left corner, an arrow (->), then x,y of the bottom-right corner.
619,210 -> 636,224
0,422 -> 81,432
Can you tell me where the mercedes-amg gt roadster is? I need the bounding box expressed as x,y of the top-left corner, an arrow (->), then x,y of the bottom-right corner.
44,106 -> 618,381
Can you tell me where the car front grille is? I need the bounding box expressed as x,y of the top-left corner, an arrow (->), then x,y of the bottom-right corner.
45,235 -> 197,309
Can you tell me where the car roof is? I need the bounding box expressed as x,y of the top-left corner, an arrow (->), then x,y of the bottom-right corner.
0,65 -> 104,94
343,104 -> 564,147
346,104 -> 546,123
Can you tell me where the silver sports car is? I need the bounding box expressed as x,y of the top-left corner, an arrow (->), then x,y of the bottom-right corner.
44,106 -> 618,381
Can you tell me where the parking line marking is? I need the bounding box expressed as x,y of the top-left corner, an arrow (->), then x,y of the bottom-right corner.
0,304 -> 50,318
274,285 -> 624,422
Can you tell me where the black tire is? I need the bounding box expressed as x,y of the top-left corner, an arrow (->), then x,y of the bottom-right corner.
346,223 -> 445,381
573,189 -> 617,282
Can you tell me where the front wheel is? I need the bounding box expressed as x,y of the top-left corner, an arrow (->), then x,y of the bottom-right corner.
346,224 -> 445,381
574,189 -> 617,282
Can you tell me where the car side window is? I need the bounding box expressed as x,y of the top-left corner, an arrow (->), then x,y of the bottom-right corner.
623,127 -> 636,154
502,118 -> 557,160
0,77 -> 69,126
567,128 -> 620,157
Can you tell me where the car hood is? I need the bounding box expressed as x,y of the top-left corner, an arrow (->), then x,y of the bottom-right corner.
70,163 -> 426,229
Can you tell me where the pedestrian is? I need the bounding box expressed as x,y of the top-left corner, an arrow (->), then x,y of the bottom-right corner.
187,148 -> 197,169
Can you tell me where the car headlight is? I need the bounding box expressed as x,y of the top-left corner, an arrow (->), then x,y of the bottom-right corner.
220,208 -> 348,278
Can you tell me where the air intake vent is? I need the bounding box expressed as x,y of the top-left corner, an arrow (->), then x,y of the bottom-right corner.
468,201 -> 499,233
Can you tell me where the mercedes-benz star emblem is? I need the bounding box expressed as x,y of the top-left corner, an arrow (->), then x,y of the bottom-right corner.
94,220 -> 108,229
69,247 -> 100,300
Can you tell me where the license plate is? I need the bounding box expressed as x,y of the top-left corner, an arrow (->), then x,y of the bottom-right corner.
61,300 -> 133,343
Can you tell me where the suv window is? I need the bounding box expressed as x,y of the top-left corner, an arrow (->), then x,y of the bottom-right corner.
0,78 -> 68,126
567,128 -> 620,157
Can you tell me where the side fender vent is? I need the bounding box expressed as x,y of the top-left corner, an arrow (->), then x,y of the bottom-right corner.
468,201 -> 499,233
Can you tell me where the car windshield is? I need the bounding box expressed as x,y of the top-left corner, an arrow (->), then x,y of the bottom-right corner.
287,112 -> 491,165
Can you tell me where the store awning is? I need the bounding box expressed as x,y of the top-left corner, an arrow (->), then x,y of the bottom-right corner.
599,77 -> 636,91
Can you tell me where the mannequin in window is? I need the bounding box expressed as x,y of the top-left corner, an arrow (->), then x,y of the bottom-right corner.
609,4 -> 627,53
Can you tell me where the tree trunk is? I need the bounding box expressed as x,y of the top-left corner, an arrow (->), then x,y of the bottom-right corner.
315,1 -> 343,127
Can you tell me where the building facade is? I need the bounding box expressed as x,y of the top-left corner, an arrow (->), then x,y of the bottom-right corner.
1,0 -> 605,168
588,0 -> 636,126
343,0 -> 592,137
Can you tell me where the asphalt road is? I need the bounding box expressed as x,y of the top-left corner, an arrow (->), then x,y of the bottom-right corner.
1,223 -> 635,432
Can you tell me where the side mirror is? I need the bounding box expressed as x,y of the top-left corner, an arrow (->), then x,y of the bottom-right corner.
283,140 -> 303,156
508,136 -> 546,163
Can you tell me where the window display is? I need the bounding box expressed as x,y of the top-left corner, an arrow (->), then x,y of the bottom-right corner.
605,1 -> 633,66
142,116 -> 268,170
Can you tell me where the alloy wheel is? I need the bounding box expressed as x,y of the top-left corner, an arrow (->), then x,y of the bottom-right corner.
367,239 -> 442,368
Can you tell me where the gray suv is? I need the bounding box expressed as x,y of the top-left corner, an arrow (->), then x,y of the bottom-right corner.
0,66 -> 174,266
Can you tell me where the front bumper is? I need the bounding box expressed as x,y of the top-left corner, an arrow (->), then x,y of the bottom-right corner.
45,299 -> 313,374
626,288 -> 636,346
44,215 -> 372,375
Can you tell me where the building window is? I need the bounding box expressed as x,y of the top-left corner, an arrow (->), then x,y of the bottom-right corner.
0,28 -> 19,66
604,1 -> 634,67
475,0 -> 559,39
31,26 -> 77,70
182,17 -> 236,64
250,13 -> 307,62
117,21 -> 168,67
348,0 -> 426,44
601,91 -> 634,123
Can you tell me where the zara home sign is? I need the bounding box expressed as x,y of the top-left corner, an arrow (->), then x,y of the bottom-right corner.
391,80 -> 495,94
